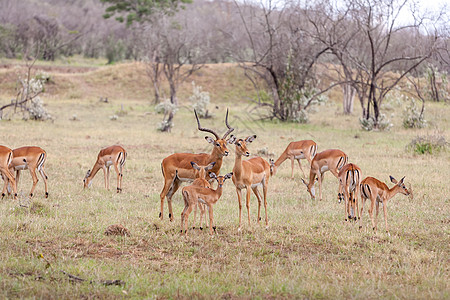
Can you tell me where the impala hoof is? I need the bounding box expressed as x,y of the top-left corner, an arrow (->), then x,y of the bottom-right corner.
45,192 -> 49,198
213,226 -> 216,232
200,227 -> 203,230
30,193 -> 33,198
1,193 -> 5,198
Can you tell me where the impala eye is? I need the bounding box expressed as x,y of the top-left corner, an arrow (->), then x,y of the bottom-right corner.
216,143 -> 220,147
237,143 -> 241,147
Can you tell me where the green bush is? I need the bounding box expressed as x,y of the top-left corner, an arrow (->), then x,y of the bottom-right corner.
407,133 -> 447,155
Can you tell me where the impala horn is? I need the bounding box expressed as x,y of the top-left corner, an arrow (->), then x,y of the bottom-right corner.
195,109 -> 220,140
222,109 -> 234,139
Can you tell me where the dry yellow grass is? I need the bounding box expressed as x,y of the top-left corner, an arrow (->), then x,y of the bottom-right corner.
0,61 -> 448,299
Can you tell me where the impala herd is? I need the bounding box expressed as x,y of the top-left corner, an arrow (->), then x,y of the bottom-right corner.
1,110 -> 410,236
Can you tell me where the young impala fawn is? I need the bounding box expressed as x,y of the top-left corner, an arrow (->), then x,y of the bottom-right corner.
229,135 -> 271,230
360,175 -> 410,235
181,172 -> 233,236
337,163 -> 362,224
189,161 -> 215,230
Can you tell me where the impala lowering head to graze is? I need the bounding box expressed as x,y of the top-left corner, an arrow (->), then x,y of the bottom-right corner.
181,172 -> 233,236
338,163 -> 362,224
159,109 -> 234,222
229,135 -> 271,230
0,145 -> 17,199
269,140 -> 317,178
3,146 -> 48,198
301,149 -> 348,201
360,175 -> 410,235
83,145 -> 127,193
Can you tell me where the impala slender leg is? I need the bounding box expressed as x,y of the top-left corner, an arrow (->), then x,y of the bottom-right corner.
359,196 -> 365,230
2,169 -> 17,199
368,196 -> 376,231
383,202 -> 389,235
160,180 -> 172,220
236,188 -> 243,230
28,167 -> 39,197
15,170 -> 21,191
199,203 -> 206,229
318,173 -> 323,201
252,186 -> 262,223
102,166 -> 108,190
184,204 -> 194,237
246,187 -> 251,228
263,178 -> 269,227
290,158 -> 295,179
375,201 -> 380,232
113,163 -> 121,192
208,204 -> 214,235
297,159 -> 306,178
343,187 -> 350,221
167,180 -> 181,222
39,167 -> 48,198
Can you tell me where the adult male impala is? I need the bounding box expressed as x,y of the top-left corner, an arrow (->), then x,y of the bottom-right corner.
360,175 -> 410,235
270,140 -> 317,178
5,146 -> 48,198
83,145 -> 127,192
338,163 -> 362,223
229,135 -> 271,230
301,149 -> 348,201
159,110 -> 234,221
181,172 -> 233,236
0,145 -> 17,199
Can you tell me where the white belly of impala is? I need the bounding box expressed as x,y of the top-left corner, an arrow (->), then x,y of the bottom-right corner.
198,197 -> 207,204
14,164 -> 28,171
294,154 -> 305,159
321,165 -> 329,172
178,177 -> 193,183
105,161 -> 113,167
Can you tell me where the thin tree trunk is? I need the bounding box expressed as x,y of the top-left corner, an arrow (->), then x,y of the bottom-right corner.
342,84 -> 355,114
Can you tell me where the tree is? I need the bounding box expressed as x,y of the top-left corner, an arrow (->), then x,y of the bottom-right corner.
231,0 -> 332,122
101,0 -> 192,26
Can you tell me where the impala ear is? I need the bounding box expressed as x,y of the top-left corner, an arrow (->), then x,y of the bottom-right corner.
301,178 -> 307,186
206,161 -> 216,170
245,135 -> 257,143
85,169 -> 91,177
209,172 -> 217,179
205,136 -> 215,144
389,175 -> 397,184
227,135 -> 236,144
225,172 -> 233,179
190,161 -> 200,170
399,176 -> 405,184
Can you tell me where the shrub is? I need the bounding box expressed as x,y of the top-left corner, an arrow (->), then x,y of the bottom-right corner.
155,99 -> 178,115
403,98 -> 427,129
189,82 -> 212,118
28,97 -> 52,121
407,133 -> 448,154
360,114 -> 392,131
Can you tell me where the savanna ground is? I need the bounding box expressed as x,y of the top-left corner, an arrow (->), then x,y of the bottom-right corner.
0,59 -> 449,299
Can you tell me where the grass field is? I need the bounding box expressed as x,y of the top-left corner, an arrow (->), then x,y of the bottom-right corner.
0,61 -> 449,299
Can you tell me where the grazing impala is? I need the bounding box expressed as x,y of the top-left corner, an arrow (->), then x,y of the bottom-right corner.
6,146 -> 48,198
338,163 -> 362,223
270,140 -> 317,178
83,145 -> 127,192
301,149 -> 348,201
230,135 -> 271,230
181,172 -> 233,236
160,110 -> 234,221
360,176 -> 410,235
0,145 -> 17,199
190,161 -> 215,229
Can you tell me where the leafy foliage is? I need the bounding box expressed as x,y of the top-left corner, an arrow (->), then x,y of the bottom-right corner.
189,82 -> 211,118
407,133 -> 448,154
101,0 -> 192,26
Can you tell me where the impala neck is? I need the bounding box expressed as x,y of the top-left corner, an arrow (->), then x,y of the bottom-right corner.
210,184 -> 224,204
233,152 -> 245,178
386,186 -> 402,201
306,168 -> 316,188
210,147 -> 224,166
87,161 -> 102,182
274,152 -> 289,168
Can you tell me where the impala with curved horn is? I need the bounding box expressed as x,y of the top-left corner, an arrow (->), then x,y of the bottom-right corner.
159,109 -> 234,221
